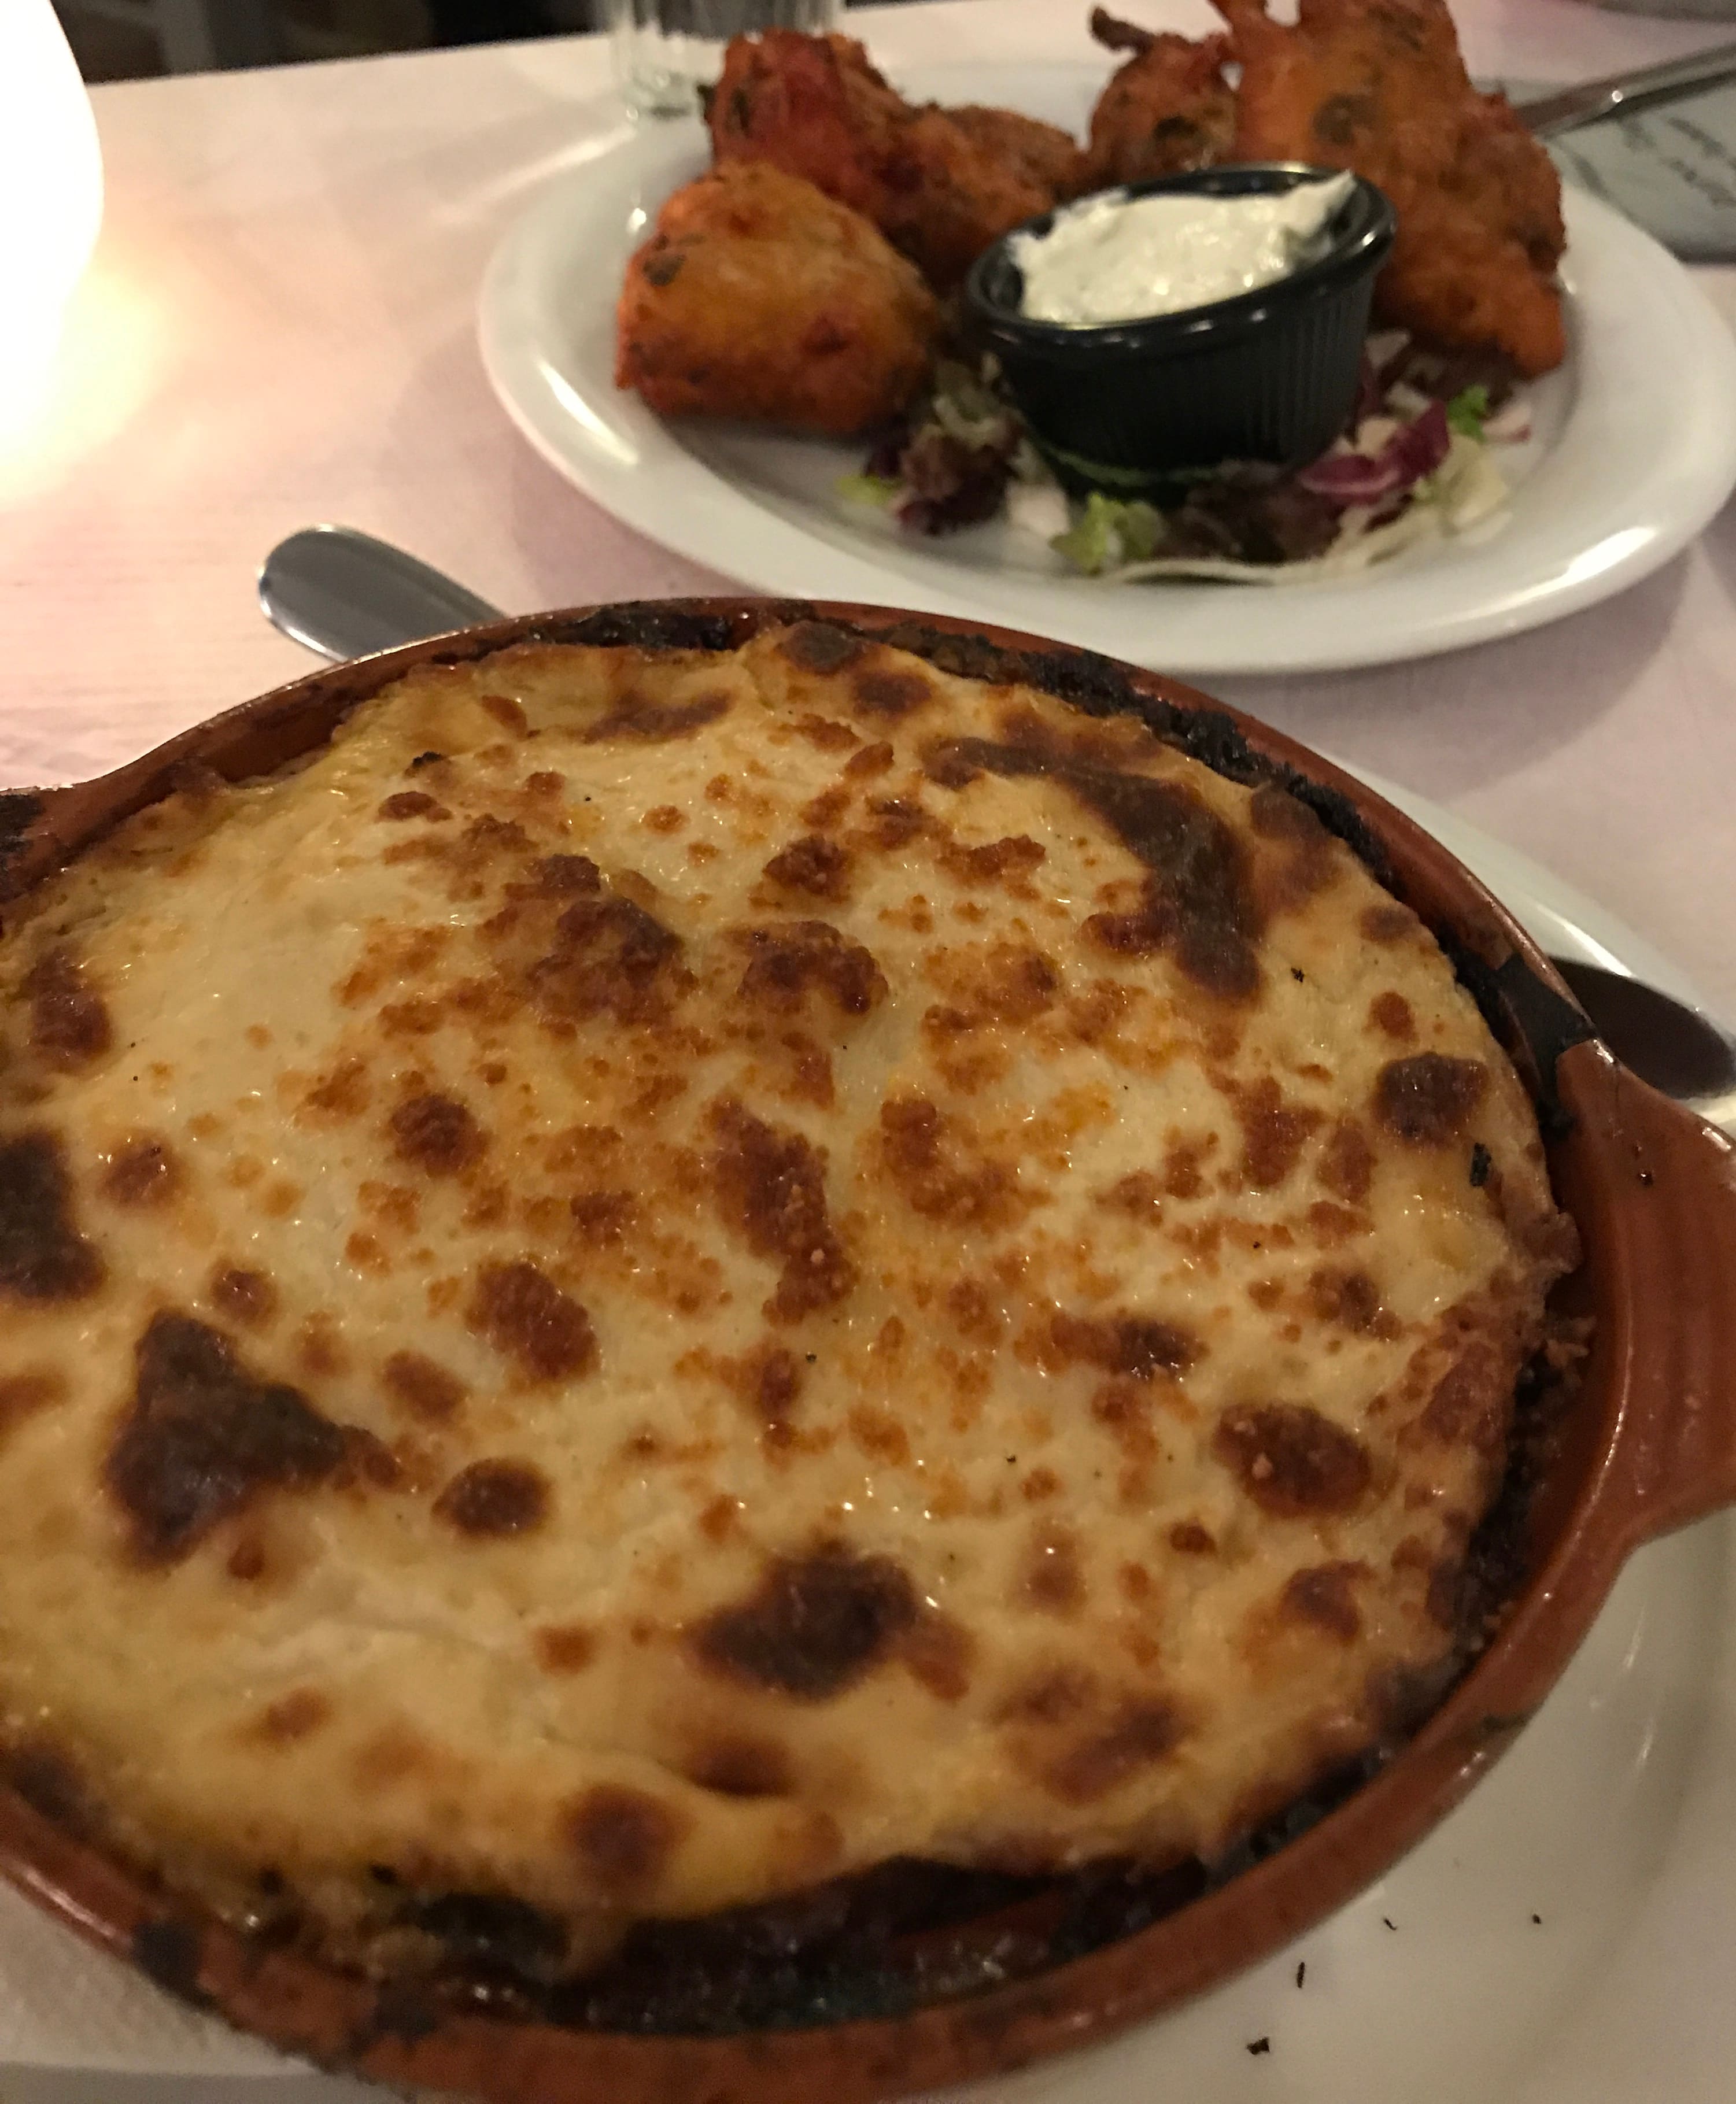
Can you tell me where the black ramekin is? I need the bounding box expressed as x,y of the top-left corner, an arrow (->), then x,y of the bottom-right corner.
965,164 -> 1397,497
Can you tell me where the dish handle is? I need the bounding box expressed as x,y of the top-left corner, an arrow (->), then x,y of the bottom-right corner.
1554,1041 -> 1736,1554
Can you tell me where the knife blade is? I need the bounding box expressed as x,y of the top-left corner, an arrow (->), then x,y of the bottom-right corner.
1510,37 -> 1736,140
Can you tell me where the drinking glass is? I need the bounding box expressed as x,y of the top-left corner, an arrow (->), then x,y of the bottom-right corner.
608,0 -> 844,120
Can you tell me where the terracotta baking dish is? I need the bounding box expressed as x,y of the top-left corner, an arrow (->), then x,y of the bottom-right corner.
1,598 -> 1733,2104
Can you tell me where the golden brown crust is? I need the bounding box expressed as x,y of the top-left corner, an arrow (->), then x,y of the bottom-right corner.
0,624 -> 1573,1985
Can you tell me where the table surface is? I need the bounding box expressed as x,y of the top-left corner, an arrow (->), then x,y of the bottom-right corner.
8,0 -> 1736,1010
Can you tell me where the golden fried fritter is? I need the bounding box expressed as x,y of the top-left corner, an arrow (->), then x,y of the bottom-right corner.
615,161 -> 939,437
1084,9 -> 1235,187
707,30 -> 1068,289
1213,0 -> 1565,375
946,104 -> 1090,202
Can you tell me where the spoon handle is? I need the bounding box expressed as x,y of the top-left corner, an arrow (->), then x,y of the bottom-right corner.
258,526 -> 503,663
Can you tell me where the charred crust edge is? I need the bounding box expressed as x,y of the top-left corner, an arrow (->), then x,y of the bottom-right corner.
0,792 -> 46,900
520,606 -> 748,655
856,620 -> 1394,888
131,1918 -> 212,2007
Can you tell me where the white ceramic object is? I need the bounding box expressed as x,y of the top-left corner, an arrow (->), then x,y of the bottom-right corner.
478,59 -> 1736,679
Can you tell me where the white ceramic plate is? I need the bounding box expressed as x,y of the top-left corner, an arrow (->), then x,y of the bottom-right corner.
0,789 -> 1731,2103
478,58 -> 1736,678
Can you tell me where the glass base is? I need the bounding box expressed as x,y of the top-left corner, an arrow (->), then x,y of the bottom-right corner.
609,0 -> 843,121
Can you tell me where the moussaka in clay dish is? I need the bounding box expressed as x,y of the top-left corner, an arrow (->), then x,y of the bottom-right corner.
0,613 -> 1575,2014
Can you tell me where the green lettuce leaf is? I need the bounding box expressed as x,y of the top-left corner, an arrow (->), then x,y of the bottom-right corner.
1052,491 -> 1165,574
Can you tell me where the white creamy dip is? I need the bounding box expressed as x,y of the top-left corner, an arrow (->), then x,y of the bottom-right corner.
1011,173 -> 1357,328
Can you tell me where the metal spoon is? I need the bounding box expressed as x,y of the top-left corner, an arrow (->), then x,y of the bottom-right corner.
256,524 -> 1736,1122
1547,955 -> 1736,1126
258,525 -> 501,661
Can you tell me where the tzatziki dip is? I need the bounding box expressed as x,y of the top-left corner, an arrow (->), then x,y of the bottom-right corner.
1010,173 -> 1357,328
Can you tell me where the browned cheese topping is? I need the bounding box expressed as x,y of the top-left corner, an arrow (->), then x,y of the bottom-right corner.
0,620 -> 1574,1981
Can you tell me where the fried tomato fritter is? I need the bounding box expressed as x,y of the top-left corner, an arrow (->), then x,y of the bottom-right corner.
1084,9 -> 1236,187
1212,0 -> 1566,375
615,162 -> 939,437
946,104 -> 1089,202
707,29 -> 1074,289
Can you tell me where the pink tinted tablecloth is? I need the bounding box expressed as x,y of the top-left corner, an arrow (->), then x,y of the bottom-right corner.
4,0 -> 1735,1010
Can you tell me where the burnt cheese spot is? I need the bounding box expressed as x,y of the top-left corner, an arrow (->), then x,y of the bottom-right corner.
863,796 -> 930,849
736,926 -> 888,1022
256,1688 -> 331,1742
1421,1343 -> 1506,1452
377,791 -> 449,822
710,1100 -> 854,1321
100,1137 -> 180,1207
800,786 -> 851,830
735,922 -> 887,1018
926,731 -> 1261,1000
792,713 -> 859,753
1375,1054 -> 1489,1146
925,944 -> 1058,1033
780,620 -> 865,674
530,853 -> 602,896
686,1737 -> 793,1798
471,694 -> 527,737
1469,1142 -> 1493,1188
434,1458 -> 551,1536
1236,1078 -> 1323,1190
5,1743 -> 90,1832
389,1093 -> 487,1176
1021,1525 -> 1083,1614
939,835 -> 1047,886
468,1261 -> 597,1381
0,1372 -> 66,1447
1248,784 -> 1321,844
1369,992 -> 1416,1041
1281,1562 -> 1366,1643
1168,1519 -> 1215,1554
1361,903 -> 1417,944
304,1060 -> 371,1118
1248,785 -> 1337,909
1307,1268 -> 1398,1338
582,692 -> 730,742
844,740 -> 894,778
209,1266 -> 277,1328
24,952 -> 112,1067
692,1545 -> 918,1699
1043,1698 -> 1187,1803
762,835 -> 852,900
754,1343 -> 802,1429
1050,1311 -> 1196,1380
381,1350 -> 467,1423
570,1190 -> 634,1244
878,1096 -> 1024,1232
1317,1119 -> 1373,1203
528,892 -> 685,1028
105,1313 -> 348,1562
851,667 -> 932,718
568,1784 -> 686,1895
900,1609 -> 974,1701
1213,1404 -> 1372,1518
0,1132 -> 103,1301
535,1624 -> 596,1673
